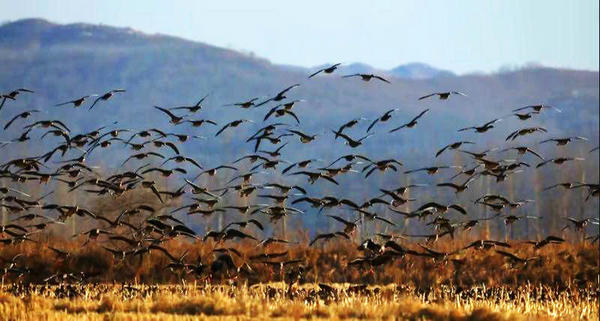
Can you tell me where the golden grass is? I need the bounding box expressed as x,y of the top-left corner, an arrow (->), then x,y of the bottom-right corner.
0,283 -> 596,321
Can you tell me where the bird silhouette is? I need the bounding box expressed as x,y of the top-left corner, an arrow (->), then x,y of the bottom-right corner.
418,91 -> 466,100
308,63 -> 341,78
88,89 -> 126,110
342,73 -> 390,83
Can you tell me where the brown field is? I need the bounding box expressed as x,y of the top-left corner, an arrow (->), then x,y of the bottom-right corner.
1,282 -> 598,321
1,236 -> 598,320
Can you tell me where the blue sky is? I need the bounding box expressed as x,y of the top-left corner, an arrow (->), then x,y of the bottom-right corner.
1,0 -> 598,74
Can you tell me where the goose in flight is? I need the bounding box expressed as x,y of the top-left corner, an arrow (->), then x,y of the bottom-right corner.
342,73 -> 390,83
500,146 -> 544,161
458,118 -> 502,133
389,109 -> 429,133
536,157 -> 584,168
263,105 -> 300,124
506,127 -> 547,141
55,95 -> 98,108
1,88 -> 34,111
309,232 -> 350,246
331,130 -> 373,148
435,141 -> 475,157
224,97 -> 259,109
418,91 -> 466,100
154,106 -> 187,124
88,89 -> 126,110
170,93 -> 210,112
215,119 -> 254,137
512,104 -> 561,113
308,63 -> 341,78
367,108 -> 399,132
256,84 -> 301,107
4,110 -> 40,130
539,136 -> 588,146
335,118 -> 366,138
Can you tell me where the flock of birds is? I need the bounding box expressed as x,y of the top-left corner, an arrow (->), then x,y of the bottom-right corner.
0,63 -> 599,283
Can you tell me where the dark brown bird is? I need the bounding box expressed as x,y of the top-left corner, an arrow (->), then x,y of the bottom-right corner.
309,232 -> 350,246
88,89 -> 126,110
334,117 -> 367,138
405,165 -> 461,175
458,118 -> 502,133
170,93 -> 209,112
435,141 -> 475,157
524,236 -> 565,249
263,106 -> 300,124
289,171 -> 339,185
512,104 -> 561,113
389,109 -> 429,133
256,84 -> 301,107
0,88 -> 34,111
496,250 -> 540,266
332,130 -> 373,148
216,119 -> 254,136
511,111 -> 539,120
342,73 -> 390,83
327,215 -> 359,234
436,176 -> 477,193
506,127 -> 547,141
308,63 -> 341,78
418,91 -> 466,100
55,95 -> 96,108
4,110 -> 40,130
417,202 -> 467,215
367,109 -> 399,132
362,159 -> 403,178
463,240 -> 510,250
286,129 -> 317,143
539,136 -> 588,146
154,106 -> 187,124
500,146 -> 544,161
121,152 -> 165,166
536,157 -> 584,168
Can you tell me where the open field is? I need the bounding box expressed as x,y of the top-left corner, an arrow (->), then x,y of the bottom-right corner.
1,238 -> 598,320
1,282 -> 598,321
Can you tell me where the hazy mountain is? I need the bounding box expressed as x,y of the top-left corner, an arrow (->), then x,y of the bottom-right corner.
0,19 -> 598,235
388,63 -> 454,79
0,18 -> 597,169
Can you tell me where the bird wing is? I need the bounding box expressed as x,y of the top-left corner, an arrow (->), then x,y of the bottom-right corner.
278,84 -> 300,96
308,68 -> 326,78
285,110 -> 301,124
88,96 -> 103,110
215,123 -> 230,136
3,114 -> 21,130
435,145 -> 450,157
412,109 -> 429,122
373,75 -> 390,83
154,106 -> 178,120
366,118 -> 379,133
320,175 -> 339,185
263,106 -> 279,121
418,93 -> 437,100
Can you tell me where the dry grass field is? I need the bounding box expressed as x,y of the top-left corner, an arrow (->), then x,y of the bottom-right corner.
1,282 -> 597,321
1,237 -> 598,320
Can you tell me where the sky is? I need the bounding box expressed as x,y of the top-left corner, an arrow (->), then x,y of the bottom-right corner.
0,0 -> 598,74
